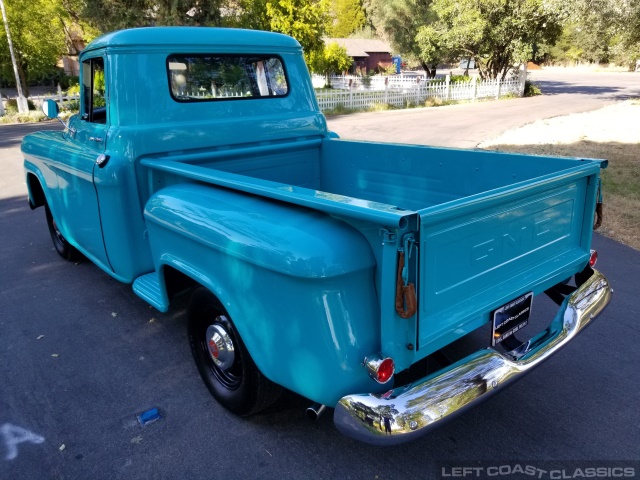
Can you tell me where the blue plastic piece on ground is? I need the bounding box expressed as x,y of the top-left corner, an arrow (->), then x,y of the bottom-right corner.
136,408 -> 162,426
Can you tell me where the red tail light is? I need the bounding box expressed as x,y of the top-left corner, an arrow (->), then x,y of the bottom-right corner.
589,249 -> 598,267
364,355 -> 395,384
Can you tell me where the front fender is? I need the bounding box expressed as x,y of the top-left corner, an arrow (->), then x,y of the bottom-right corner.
144,184 -> 385,405
23,131 -> 63,213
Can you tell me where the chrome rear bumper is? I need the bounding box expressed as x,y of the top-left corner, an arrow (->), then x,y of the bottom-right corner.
334,269 -> 612,445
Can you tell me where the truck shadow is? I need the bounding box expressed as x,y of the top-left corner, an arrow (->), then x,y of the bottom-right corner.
533,80 -> 636,99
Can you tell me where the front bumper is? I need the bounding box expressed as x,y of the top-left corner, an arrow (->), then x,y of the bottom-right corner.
334,269 -> 612,445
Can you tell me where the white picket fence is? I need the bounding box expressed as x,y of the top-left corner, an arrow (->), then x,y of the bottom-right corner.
313,73 -> 525,111
2,72 -> 524,117
29,92 -> 80,109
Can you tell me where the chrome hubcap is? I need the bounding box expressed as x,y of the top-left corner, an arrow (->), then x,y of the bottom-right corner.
205,320 -> 235,370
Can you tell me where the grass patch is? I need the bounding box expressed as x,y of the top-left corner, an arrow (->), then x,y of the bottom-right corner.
322,97 -> 466,116
479,100 -> 640,250
322,104 -> 361,116
485,141 -> 640,249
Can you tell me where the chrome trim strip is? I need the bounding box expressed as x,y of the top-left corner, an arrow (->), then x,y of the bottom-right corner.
334,269 -> 612,445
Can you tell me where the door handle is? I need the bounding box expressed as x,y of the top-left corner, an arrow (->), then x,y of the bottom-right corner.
96,154 -> 110,168
89,136 -> 103,143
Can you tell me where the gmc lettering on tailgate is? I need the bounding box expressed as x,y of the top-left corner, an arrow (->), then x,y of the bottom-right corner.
471,215 -> 553,265
428,188 -> 578,295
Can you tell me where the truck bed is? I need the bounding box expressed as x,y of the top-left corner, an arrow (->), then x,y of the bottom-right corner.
147,138 -> 595,212
141,137 -> 603,358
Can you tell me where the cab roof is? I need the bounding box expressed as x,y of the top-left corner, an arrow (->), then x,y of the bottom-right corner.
84,27 -> 301,52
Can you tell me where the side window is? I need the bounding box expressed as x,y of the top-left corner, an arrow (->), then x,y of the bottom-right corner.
81,57 -> 106,124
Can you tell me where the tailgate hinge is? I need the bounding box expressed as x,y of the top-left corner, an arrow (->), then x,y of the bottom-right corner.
395,235 -> 417,319
593,177 -> 603,230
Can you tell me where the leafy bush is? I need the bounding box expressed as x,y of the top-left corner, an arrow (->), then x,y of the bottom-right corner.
5,98 -> 36,114
369,103 -> 396,112
449,75 -> 472,83
64,99 -> 80,111
60,75 -> 79,89
379,64 -> 398,76
524,80 -> 542,97
322,103 -> 359,116
0,110 -> 47,124
424,96 -> 445,107
66,84 -> 80,96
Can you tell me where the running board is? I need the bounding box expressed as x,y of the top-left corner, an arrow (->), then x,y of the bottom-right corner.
133,272 -> 169,312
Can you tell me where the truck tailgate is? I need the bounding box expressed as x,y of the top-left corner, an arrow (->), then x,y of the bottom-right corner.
416,165 -> 600,354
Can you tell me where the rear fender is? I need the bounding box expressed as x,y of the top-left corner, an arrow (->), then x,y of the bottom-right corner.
144,184 -> 386,406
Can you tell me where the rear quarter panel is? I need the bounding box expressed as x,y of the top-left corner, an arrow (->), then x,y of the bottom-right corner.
143,183 -> 388,406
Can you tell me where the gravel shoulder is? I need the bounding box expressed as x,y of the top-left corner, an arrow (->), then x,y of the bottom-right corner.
479,100 -> 640,250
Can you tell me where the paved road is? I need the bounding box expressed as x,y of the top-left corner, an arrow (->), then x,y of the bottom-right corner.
327,70 -> 640,148
1,74 -> 640,479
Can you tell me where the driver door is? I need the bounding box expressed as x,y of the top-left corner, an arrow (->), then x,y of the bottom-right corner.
55,55 -> 111,270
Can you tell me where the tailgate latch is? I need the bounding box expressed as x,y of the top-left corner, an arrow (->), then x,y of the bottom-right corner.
395,235 -> 417,319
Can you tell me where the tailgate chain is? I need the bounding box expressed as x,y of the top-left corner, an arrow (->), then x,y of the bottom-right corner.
395,237 -> 417,319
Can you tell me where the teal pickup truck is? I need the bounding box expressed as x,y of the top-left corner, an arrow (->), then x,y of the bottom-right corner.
22,27 -> 611,445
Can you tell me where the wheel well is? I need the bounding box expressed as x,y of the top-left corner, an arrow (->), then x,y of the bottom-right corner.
163,266 -> 199,302
26,173 -> 46,209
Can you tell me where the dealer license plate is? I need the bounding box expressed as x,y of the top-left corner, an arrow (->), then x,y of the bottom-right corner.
491,292 -> 533,346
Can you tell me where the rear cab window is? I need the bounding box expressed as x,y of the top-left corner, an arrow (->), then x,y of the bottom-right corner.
167,54 -> 289,102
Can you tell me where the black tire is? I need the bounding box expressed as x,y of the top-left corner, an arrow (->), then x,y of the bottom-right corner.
44,203 -> 81,261
188,287 -> 282,415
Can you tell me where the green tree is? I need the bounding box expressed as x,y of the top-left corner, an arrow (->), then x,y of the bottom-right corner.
226,0 -> 271,30
545,0 -> 640,69
417,0 -> 563,80
266,0 -> 330,59
0,0 -> 91,92
546,22 -> 611,65
327,0 -> 366,37
366,0 -> 440,76
81,0 -> 226,32
308,41 -> 352,84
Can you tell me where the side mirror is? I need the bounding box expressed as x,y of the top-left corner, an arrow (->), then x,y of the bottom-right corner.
42,99 -> 60,119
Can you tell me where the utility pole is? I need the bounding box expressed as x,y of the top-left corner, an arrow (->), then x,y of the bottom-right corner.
0,0 -> 29,113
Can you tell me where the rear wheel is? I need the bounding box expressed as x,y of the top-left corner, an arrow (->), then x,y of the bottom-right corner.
187,287 -> 281,415
44,203 -> 81,261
